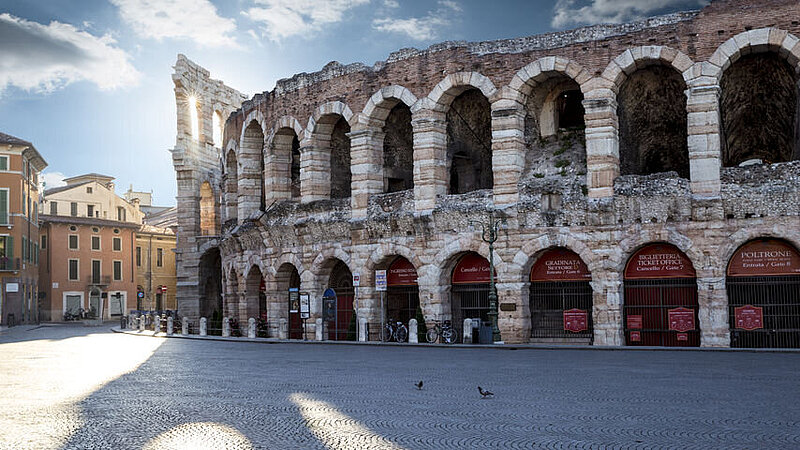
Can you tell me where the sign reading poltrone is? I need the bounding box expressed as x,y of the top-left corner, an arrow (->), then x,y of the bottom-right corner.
727,239 -> 800,277
734,305 -> 764,330
531,248 -> 591,282
563,309 -> 588,332
668,307 -> 695,332
625,244 -> 696,279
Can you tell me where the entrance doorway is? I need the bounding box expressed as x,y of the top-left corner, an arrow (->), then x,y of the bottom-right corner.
451,252 -> 492,338
529,248 -> 593,343
89,288 -> 102,319
385,256 -> 420,328
327,261 -> 355,341
623,243 -> 699,347
276,264 -> 301,339
727,238 -> 800,348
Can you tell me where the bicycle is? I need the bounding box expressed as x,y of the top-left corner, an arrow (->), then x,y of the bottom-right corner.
382,320 -> 409,343
426,320 -> 458,344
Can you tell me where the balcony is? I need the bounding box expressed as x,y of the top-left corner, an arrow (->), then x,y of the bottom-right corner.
86,275 -> 112,286
0,257 -> 20,271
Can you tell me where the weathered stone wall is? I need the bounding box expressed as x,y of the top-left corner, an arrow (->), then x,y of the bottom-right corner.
174,0 -> 800,346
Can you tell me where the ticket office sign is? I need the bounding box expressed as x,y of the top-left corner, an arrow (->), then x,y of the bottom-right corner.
734,305 -> 764,331
563,309 -> 588,333
668,307 -> 695,332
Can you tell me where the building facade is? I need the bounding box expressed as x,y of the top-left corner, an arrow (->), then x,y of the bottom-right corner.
0,133 -> 47,326
39,174 -> 142,320
172,0 -> 800,347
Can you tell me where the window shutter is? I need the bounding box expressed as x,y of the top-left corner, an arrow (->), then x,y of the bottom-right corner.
0,190 -> 7,224
7,235 -> 13,258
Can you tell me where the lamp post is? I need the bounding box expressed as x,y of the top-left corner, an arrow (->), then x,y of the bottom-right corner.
470,211 -> 503,343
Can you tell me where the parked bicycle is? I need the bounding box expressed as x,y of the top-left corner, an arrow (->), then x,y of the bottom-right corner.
426,320 -> 458,344
382,319 -> 409,343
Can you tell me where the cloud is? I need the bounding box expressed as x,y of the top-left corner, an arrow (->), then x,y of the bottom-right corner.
0,14 -> 140,94
244,0 -> 370,42
40,171 -> 67,191
383,0 -> 399,8
372,1 -> 462,41
552,0 -> 708,28
110,0 -> 239,48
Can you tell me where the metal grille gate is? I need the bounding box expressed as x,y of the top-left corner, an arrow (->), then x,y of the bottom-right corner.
452,284 -> 489,337
624,278 -> 699,347
530,281 -> 593,341
328,286 -> 355,341
727,275 -> 800,348
386,286 -> 419,325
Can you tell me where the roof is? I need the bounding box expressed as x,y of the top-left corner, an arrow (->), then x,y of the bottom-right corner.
44,181 -> 91,196
39,214 -> 141,229
0,132 -> 48,171
63,173 -> 114,185
0,132 -> 32,147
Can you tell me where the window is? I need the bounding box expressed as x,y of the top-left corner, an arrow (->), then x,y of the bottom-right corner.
113,261 -> 122,281
0,189 -> 7,224
87,205 -> 94,217
22,192 -> 26,215
91,260 -> 101,284
0,156 -> 7,171
50,201 -> 57,215
117,207 -> 126,221
91,236 -> 100,251
136,246 -> 141,266
0,235 -> 13,269
41,234 -> 46,249
21,236 -> 26,261
34,243 -> 38,265
33,202 -> 37,222
92,227 -> 99,233
68,234 -> 78,250
68,259 -> 79,280
112,237 -> 121,252
86,187 -> 92,194
70,202 -> 78,217
69,225 -> 77,232
157,248 -> 163,267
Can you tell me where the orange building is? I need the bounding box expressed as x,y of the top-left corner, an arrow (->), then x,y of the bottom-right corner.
0,133 -> 47,326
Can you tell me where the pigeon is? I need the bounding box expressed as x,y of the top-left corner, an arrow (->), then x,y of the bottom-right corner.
478,386 -> 494,398
415,380 -> 424,390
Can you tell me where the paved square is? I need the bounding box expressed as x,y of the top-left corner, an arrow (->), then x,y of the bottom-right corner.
1,325 -> 798,449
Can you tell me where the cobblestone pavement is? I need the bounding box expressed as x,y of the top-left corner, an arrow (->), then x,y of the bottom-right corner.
1,325 -> 799,449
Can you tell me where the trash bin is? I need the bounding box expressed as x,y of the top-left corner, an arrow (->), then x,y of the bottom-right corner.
471,318 -> 481,344
6,313 -> 15,327
479,323 -> 493,344
120,316 -> 127,329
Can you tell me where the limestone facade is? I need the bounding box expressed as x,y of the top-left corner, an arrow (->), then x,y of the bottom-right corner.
172,0 -> 800,346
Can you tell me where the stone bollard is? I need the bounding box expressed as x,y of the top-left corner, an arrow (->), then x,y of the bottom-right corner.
409,319 -> 418,344
154,315 -> 160,333
138,316 -> 145,331
279,318 -> 287,339
463,318 -> 473,344
200,317 -> 207,336
358,317 -> 367,342
167,316 -> 174,335
248,318 -> 256,339
182,317 -> 189,335
222,317 -> 230,337
315,318 -> 324,341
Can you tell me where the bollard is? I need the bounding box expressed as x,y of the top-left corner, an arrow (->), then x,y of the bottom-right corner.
315,318 -> 324,341
154,315 -> 161,333
279,318 -> 287,340
222,317 -> 230,337
167,316 -> 174,335
128,315 -> 135,329
138,316 -> 145,331
463,318 -> 473,344
248,318 -> 256,339
358,317 -> 367,342
409,319 -> 418,344
200,317 -> 207,336
182,317 -> 189,335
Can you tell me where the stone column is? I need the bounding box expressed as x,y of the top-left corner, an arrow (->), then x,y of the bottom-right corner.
238,132 -> 264,221
463,318 -> 473,343
411,111 -> 448,214
686,84 -> 722,197
408,319 -> 418,344
222,317 -> 230,337
490,99 -> 526,208
200,317 -> 207,336
265,135 -> 293,204
182,317 -> 189,335
594,276 -> 623,346
248,317 -> 256,338
697,272 -> 729,347
496,281 -> 528,344
582,93 -> 619,199
299,136 -> 330,203
349,126 -> 385,218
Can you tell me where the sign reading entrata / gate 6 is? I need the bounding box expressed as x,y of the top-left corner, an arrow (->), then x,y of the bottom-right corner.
734,305 -> 764,330
531,249 -> 591,281
563,309 -> 588,332
668,307 -> 695,332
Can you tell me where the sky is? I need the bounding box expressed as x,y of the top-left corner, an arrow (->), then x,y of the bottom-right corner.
0,0 -> 708,206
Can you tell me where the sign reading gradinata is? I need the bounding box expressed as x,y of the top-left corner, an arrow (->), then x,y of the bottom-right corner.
624,244 -> 696,279
387,257 -> 418,286
531,248 -> 590,282
727,239 -> 800,277
452,253 -> 495,284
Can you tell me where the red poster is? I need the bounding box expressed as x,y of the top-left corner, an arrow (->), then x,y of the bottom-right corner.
387,257 -> 418,286
668,307 -> 695,332
452,253 -> 494,284
734,305 -> 764,331
627,315 -> 643,330
727,239 -> 800,277
630,331 -> 641,342
677,333 -> 688,341
624,244 -> 696,279
531,248 -> 591,282
563,309 -> 588,333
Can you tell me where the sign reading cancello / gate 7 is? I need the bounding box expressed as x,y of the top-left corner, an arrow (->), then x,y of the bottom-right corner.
375,270 -> 387,292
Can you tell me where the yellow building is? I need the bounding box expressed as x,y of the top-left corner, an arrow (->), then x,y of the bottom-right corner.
135,224 -> 176,311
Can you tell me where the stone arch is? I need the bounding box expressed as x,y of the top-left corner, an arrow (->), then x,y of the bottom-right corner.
303,101 -> 355,201
268,116 -> 304,202
602,46 -> 695,93
269,252 -> 306,279
363,242 -> 424,286
509,56 -> 592,103
616,231 -> 703,277
516,234 -> 600,285
244,264 -> 265,320
305,101 -> 355,136
310,246 -> 352,287
433,237 -> 507,287
239,117 -> 266,216
360,85 -> 418,125
426,72 -> 497,113
720,230 -> 800,273
269,115 -> 305,143
225,267 -> 240,319
707,28 -> 800,83
223,147 -> 238,223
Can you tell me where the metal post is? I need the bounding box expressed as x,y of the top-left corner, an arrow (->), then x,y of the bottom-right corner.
470,211 -> 503,343
380,291 -> 385,343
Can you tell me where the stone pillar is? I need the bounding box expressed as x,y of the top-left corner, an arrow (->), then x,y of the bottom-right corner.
315,318 -> 324,341
411,112 -> 448,214
594,277 -> 623,346
358,317 -> 368,341
463,318 -> 473,343
222,317 -> 230,337
349,126 -> 385,218
154,315 -> 161,333
496,281 -> 527,344
582,93 -> 619,198
299,136 -> 330,203
138,316 -> 145,331
490,99 -> 526,208
698,275 -> 730,347
199,317 -> 207,336
265,135 -> 293,204
248,317 -> 256,338
408,318 -> 418,344
686,85 -> 722,197
238,130 -> 264,222
279,318 -> 288,339
182,317 -> 189,335
167,316 -> 174,335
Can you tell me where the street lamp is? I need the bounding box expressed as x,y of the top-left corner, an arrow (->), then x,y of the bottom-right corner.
469,210 -> 504,343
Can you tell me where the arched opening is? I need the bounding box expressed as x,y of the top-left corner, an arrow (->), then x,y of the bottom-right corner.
89,287 -> 102,319
451,252 -> 493,339
224,149 -> 238,223
188,96 -> 199,141
223,269 -> 239,332
199,181 -> 216,236
618,65 -> 689,178
330,118 -> 351,199
324,260 -> 354,340
198,248 -> 221,319
276,263 -> 302,339
212,110 -> 223,147
272,128 -> 301,201
245,265 -> 265,322
556,90 -> 584,130
447,89 -> 492,194
623,243 -> 699,347
529,248 -> 593,344
240,120 -> 266,212
385,256 -> 421,340
383,104 -> 414,193
727,238 -> 800,348
721,53 -> 799,166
